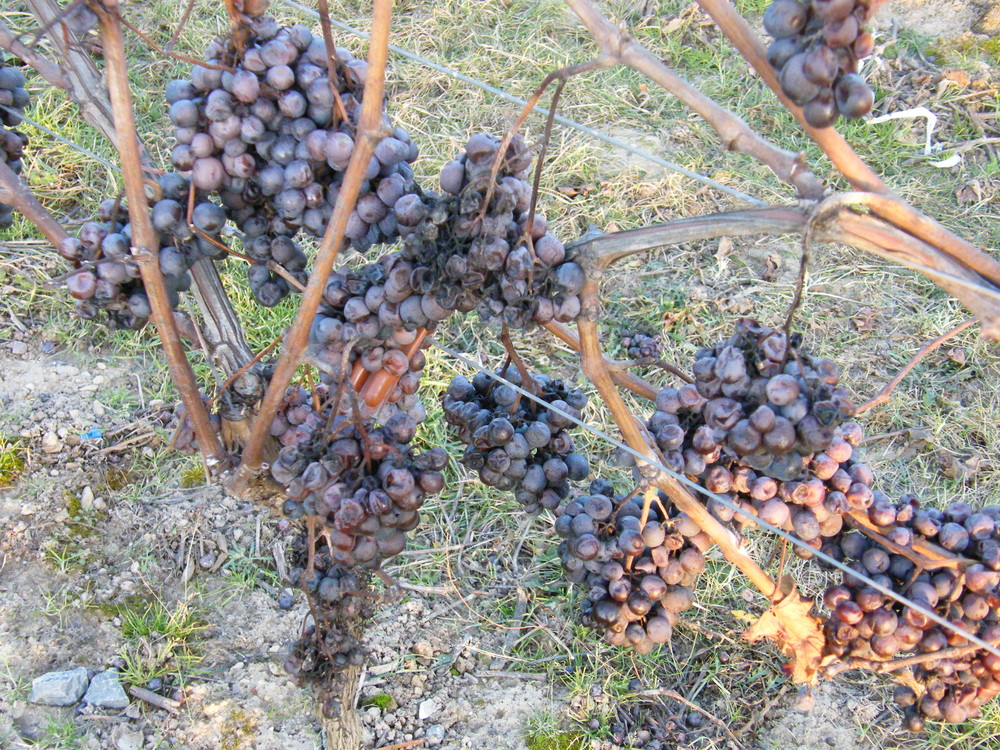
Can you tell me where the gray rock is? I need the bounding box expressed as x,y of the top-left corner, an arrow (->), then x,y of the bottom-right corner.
9,341 -> 28,356
425,725 -> 446,746
83,670 -> 129,709
112,725 -> 144,750
417,698 -> 438,720
29,667 -> 90,706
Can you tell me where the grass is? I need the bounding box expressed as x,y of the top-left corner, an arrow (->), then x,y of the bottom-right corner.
116,596 -> 208,687
1,0 -> 999,749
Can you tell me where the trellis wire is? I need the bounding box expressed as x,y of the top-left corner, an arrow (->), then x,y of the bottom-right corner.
0,102 -> 120,174
276,0 -> 767,207
9,3 -> 999,668
431,338 -> 1000,662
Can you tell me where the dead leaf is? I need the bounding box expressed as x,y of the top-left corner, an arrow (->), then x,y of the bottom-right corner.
663,16 -> 685,33
947,347 -> 967,365
956,182 -> 983,204
744,578 -> 834,684
762,253 -> 781,282
851,306 -> 878,333
716,236 -> 733,258
937,451 -> 987,482
942,69 -> 971,88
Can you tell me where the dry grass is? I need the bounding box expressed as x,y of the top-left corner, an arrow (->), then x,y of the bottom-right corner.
1,0 -> 999,748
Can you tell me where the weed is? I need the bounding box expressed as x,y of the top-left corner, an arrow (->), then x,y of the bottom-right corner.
117,598 -> 207,686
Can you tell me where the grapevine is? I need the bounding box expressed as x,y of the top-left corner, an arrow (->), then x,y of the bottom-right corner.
1,0 -> 999,748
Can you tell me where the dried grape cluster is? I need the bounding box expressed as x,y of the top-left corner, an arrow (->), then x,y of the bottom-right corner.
268,385 -> 447,570
619,330 -> 662,360
392,133 -> 586,328
308,256 -> 430,424
557,481 -> 708,653
764,0 -> 881,127
283,559 -> 370,715
641,319 -> 860,554
56,173 -> 228,329
821,499 -> 1000,729
442,366 -> 590,514
0,59 -> 29,229
167,13 -> 418,305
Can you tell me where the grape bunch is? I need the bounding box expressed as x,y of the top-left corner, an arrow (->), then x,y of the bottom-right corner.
0,59 -> 30,229
619,330 -> 662,361
391,133 -> 586,328
763,0 -> 881,127
640,319 -> 861,554
56,173 -> 229,329
307,255 -> 432,424
821,497 -> 1000,729
442,366 -> 590,513
283,558 -> 369,714
556,481 -> 709,653
167,13 -> 419,305
269,387 -> 447,570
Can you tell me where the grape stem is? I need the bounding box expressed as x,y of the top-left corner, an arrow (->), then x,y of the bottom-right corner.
0,161 -> 69,248
575,273 -> 778,597
95,0 -> 227,467
844,511 -> 976,571
18,0 -> 120,148
0,18 -> 67,89
634,688 -> 747,750
500,322 -> 539,412
854,318 -> 977,415
542,320 -> 661,399
696,0 -> 1000,323
230,0 -> 396,492
565,0 -> 825,200
478,56 -> 614,229
825,644 -> 983,679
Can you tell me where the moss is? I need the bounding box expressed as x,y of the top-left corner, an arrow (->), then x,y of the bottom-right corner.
180,464 -> 206,488
360,693 -> 397,711
0,437 -> 26,486
220,708 -> 258,750
526,732 -> 586,750
65,492 -> 82,519
102,466 -> 132,491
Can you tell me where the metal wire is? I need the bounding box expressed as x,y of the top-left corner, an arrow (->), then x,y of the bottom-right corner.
430,338 -> 1000,662
276,0 -> 767,207
8,0 -> 996,666
0,103 -> 121,174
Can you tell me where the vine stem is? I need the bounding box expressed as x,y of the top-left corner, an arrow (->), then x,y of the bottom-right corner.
229,0 -> 394,492
575,276 -> 776,596
564,0 -> 825,200
0,18 -> 67,88
825,644 -> 982,679
854,318 -> 977,414
95,0 -> 226,467
0,161 -> 69,247
542,320 -> 659,400
695,0 -> 1000,292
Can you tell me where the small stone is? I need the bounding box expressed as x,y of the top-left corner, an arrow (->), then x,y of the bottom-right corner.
112,725 -> 144,750
9,341 -> 28,356
417,698 -> 438,721
94,497 -> 107,511
29,667 -> 90,706
93,375 -> 106,385
412,641 -> 434,658
83,670 -> 129,709
425,725 -> 445,746
80,486 -> 95,512
41,431 -> 62,454
198,553 -> 215,570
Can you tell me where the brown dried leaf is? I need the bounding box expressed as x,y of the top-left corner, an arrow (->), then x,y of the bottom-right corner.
937,451 -> 987,482
744,578 -> 833,684
947,347 -> 967,365
851,306 -> 878,333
